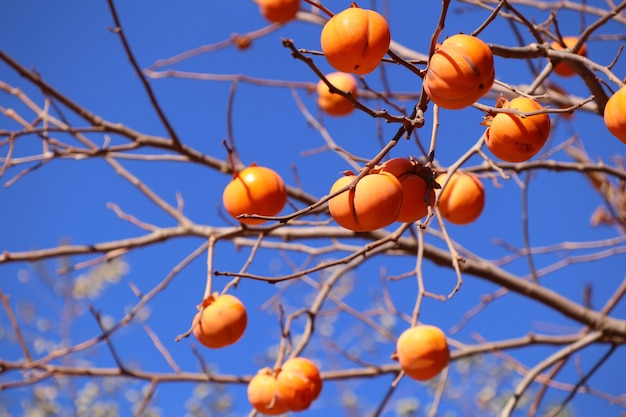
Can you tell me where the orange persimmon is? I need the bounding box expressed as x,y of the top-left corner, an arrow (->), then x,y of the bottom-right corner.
551,36 -> 587,77
423,33 -> 495,109
316,72 -> 358,116
395,325 -> 450,381
436,172 -> 485,225
248,369 -> 289,416
320,4 -> 391,75
276,357 -> 323,411
222,163 -> 287,225
603,85 -> 626,144
193,293 -> 248,349
254,0 -> 300,24
377,157 -> 436,223
328,171 -> 403,232
484,96 -> 552,162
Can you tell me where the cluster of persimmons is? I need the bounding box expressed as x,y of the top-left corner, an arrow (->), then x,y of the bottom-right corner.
188,0 -> 626,414
192,289 -> 450,414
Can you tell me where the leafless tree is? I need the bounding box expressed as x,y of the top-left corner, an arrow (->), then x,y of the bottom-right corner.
1,1 -> 625,416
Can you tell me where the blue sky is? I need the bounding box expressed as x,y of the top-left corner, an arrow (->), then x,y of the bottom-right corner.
1,1 -> 625,416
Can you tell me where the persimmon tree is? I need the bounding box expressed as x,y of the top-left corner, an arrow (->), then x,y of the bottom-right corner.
1,1 -> 626,416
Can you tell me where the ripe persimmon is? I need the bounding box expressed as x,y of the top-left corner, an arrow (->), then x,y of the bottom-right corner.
436,172 -> 485,225
377,158 -> 436,223
328,171 -> 403,232
484,96 -> 552,162
423,33 -> 495,109
316,72 -> 358,116
603,85 -> 626,144
254,0 -> 300,24
551,36 -> 587,77
248,369 -> 289,416
222,163 -> 287,225
395,325 -> 450,381
193,293 -> 247,349
276,357 -> 323,412
320,4 -> 390,75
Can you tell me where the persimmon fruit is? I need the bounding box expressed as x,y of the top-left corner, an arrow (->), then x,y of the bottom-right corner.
423,33 -> 495,109
276,357 -> 323,411
248,358 -> 322,414
316,72 -> 358,116
603,85 -> 626,144
320,4 -> 391,75
377,158 -> 436,223
248,369 -> 289,416
395,325 -> 450,381
484,96 -> 552,162
254,0 -> 300,24
193,293 -> 248,349
222,163 -> 287,225
436,172 -> 485,225
551,36 -> 587,77
328,171 -> 403,232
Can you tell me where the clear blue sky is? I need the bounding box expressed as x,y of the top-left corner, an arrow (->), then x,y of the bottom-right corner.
1,1 -> 625,416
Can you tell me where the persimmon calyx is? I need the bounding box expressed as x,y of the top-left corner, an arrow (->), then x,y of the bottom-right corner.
410,160 -> 441,189
257,366 -> 277,376
233,161 -> 259,177
197,292 -> 219,310
495,95 -> 510,109
481,95 -> 510,126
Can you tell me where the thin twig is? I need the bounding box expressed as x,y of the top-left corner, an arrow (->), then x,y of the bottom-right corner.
106,0 -> 182,149
0,290 -> 33,362
499,331 -> 604,417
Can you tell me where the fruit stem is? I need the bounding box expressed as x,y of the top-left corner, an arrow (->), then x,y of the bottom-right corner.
273,304 -> 288,371
426,104 -> 439,169
203,235 -> 217,300
222,139 -> 239,179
